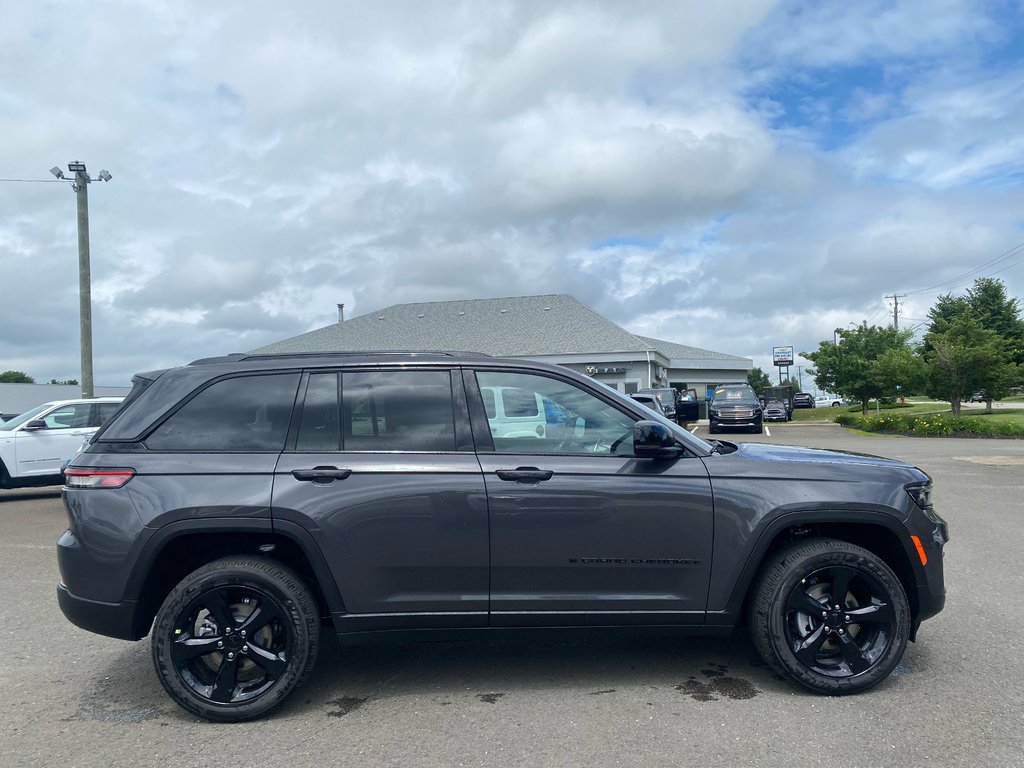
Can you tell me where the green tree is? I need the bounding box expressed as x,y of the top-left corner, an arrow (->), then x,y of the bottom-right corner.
747,367 -> 771,395
922,278 -> 1024,409
922,315 -> 1019,416
49,378 -> 80,385
803,323 -> 917,414
0,371 -> 35,383
965,278 -> 1024,366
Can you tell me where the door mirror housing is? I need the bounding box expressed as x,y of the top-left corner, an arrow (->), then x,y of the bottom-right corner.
23,419 -> 47,431
633,420 -> 681,459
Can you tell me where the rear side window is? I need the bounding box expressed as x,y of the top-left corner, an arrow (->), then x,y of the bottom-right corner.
91,402 -> 121,427
294,370 -> 456,452
146,374 -> 300,452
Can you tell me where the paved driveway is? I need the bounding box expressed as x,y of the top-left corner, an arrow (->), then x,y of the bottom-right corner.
2,425 -> 1022,767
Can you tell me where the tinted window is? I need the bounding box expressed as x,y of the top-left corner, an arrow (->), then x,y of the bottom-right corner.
146,374 -> 299,452
296,373 -> 341,451
92,402 -> 121,427
294,370 -> 456,452
476,371 -> 634,456
343,371 -> 455,452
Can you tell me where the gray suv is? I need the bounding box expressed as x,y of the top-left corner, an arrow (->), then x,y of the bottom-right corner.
57,352 -> 948,721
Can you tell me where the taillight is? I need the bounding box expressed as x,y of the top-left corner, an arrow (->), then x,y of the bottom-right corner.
64,468 -> 136,489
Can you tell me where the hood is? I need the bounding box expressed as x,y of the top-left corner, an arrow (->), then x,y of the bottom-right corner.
730,441 -> 916,471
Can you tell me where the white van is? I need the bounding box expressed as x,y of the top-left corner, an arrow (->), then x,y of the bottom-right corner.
480,385 -> 552,438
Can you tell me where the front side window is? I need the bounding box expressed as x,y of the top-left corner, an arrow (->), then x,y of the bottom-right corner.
146,374 -> 300,452
42,403 -> 91,429
476,371 -> 635,456
294,370 -> 456,453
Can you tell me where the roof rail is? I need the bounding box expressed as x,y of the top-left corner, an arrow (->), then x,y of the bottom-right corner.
236,351 -> 494,362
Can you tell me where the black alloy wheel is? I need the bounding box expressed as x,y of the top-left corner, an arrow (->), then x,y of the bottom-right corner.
152,557 -> 319,721
750,538 -> 910,694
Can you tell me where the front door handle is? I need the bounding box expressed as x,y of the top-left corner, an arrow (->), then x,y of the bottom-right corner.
292,466 -> 352,484
496,467 -> 554,483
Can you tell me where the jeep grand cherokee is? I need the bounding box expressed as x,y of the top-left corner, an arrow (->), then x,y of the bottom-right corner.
57,352 -> 948,721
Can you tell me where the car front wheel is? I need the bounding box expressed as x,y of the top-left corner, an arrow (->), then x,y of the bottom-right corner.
152,556 -> 320,722
749,538 -> 910,695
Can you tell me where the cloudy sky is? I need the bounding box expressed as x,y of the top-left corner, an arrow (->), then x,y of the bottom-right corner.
2,0 -> 1023,387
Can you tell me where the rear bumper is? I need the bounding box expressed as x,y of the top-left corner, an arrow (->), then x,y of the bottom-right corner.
57,582 -> 144,641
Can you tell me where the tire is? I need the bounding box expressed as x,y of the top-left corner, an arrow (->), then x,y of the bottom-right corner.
0,460 -> 9,490
152,556 -> 320,722
749,538 -> 910,695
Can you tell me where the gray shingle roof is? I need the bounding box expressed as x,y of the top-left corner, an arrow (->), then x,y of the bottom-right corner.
635,335 -> 749,362
251,294 -> 747,365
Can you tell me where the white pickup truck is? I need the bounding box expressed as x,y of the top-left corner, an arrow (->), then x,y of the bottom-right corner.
0,398 -> 123,489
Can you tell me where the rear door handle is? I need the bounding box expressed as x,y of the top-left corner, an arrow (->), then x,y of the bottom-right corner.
292,466 -> 352,484
496,467 -> 554,483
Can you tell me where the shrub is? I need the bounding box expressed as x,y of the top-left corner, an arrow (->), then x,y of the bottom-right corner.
837,411 -> 1024,438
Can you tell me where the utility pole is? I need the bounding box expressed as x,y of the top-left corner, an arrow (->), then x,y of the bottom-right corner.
50,162 -> 112,399
885,293 -> 907,330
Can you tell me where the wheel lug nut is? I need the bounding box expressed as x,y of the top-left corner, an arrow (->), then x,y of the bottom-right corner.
241,646 -> 248,653
821,611 -> 828,618
824,627 -> 831,634
240,630 -> 246,638
224,627 -> 231,634
217,641 -> 224,649
227,652 -> 235,660
838,629 -> 844,635
834,605 -> 841,611
845,615 -> 851,622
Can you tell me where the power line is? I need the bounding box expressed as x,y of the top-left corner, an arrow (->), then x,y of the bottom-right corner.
903,240 -> 1024,296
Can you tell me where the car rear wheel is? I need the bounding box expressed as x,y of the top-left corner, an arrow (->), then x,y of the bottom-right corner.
152,556 -> 320,722
749,538 -> 910,695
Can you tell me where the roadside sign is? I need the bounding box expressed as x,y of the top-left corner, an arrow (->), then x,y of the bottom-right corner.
772,346 -> 794,367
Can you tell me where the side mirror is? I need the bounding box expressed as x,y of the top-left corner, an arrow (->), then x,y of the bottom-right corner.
23,419 -> 47,431
633,420 -> 681,459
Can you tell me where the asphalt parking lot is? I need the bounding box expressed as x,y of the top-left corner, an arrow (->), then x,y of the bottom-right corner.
2,424 -> 1023,768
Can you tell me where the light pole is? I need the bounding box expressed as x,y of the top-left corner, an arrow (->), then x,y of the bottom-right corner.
50,162 -> 112,399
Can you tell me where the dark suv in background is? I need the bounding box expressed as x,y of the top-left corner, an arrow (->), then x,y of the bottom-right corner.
58,352 -> 947,721
708,383 -> 764,433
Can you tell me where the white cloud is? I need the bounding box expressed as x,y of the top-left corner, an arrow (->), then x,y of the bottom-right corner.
0,0 -> 1022,387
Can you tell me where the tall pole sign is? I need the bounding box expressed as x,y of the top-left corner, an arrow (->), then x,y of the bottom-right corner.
773,346 -> 794,385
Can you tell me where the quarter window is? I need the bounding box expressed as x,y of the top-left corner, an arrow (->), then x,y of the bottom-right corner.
146,374 -> 300,452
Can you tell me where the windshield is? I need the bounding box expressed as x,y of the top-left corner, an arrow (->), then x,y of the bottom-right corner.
712,385 -> 758,404
0,402 -> 53,432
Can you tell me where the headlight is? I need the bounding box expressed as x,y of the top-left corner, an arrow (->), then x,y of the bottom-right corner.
906,482 -> 947,528
905,483 -> 931,509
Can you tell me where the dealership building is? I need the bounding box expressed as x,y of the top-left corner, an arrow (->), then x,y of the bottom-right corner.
253,294 -> 752,396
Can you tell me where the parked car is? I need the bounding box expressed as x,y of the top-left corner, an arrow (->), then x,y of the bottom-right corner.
969,391 -> 986,403
816,395 -> 845,408
0,397 -> 123,489
630,393 -> 666,416
763,399 -> 788,422
58,352 -> 947,721
709,383 -> 763,433
636,387 -> 677,421
793,392 -> 815,409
